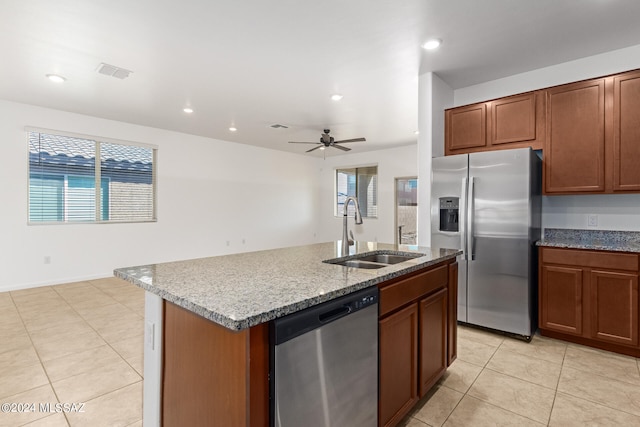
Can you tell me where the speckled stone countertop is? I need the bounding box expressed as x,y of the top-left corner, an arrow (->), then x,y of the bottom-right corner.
537,229 -> 640,253
114,242 -> 460,331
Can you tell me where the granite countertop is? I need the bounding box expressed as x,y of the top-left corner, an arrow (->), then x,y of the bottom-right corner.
114,241 -> 461,331
538,229 -> 640,253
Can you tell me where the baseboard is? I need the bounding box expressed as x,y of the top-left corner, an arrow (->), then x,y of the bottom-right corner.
0,272 -> 116,293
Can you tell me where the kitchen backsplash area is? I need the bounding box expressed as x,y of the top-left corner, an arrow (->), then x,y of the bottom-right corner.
542,194 -> 640,232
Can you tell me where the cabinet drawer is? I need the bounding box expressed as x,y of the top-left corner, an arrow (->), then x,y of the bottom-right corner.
379,265 -> 448,317
542,248 -> 639,271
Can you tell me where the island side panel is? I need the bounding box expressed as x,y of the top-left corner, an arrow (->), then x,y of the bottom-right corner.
162,301 -> 269,427
447,261 -> 458,365
143,292 -> 163,427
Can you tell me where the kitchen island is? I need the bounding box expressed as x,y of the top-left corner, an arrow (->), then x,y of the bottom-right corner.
115,241 -> 461,427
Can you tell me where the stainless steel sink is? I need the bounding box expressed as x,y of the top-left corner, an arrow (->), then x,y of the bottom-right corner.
335,260 -> 388,269
324,251 -> 423,269
354,253 -> 421,265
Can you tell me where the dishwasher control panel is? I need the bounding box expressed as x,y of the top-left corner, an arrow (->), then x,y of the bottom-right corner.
353,293 -> 377,310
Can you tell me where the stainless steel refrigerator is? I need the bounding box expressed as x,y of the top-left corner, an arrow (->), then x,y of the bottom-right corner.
430,147 -> 541,339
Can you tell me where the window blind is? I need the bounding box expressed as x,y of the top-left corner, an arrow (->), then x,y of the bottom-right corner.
27,130 -> 156,224
336,165 -> 378,218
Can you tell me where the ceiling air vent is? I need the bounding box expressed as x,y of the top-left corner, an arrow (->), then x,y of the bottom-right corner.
270,124 -> 289,129
97,63 -> 133,79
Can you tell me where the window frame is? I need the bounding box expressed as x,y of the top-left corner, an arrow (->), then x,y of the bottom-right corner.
334,164 -> 378,219
26,127 -> 158,225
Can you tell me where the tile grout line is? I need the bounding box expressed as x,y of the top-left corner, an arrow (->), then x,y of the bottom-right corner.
8,288 -> 71,427
545,337 -> 569,426
46,283 -> 142,425
50,283 -> 144,391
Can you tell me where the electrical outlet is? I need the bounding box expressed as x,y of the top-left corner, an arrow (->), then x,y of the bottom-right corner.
588,214 -> 598,227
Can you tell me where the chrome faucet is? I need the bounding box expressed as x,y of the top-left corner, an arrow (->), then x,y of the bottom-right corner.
342,196 -> 363,254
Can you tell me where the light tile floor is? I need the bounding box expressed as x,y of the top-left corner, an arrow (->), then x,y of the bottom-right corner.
3,278 -> 640,426
0,278 -> 143,427
401,325 -> 640,427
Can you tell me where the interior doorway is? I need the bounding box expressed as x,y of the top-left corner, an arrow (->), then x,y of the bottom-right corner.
395,177 -> 418,245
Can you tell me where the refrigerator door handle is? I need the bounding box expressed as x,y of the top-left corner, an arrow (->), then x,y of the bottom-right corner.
459,177 -> 468,260
467,176 -> 475,261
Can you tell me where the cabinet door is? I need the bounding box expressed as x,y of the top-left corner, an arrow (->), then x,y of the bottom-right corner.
445,103 -> 486,153
613,71 -> 640,191
540,265 -> 584,335
545,79 -> 606,193
379,304 -> 418,427
490,93 -> 536,145
447,262 -> 458,366
590,270 -> 639,346
419,288 -> 447,397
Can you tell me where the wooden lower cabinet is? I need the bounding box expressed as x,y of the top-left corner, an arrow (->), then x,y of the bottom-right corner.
447,262 -> 458,366
540,264 -> 584,335
419,288 -> 447,397
379,304 -> 419,427
162,302 -> 269,427
539,247 -> 640,357
590,270 -> 638,346
378,260 -> 456,427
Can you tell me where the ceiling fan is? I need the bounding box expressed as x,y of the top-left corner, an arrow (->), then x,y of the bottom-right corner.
289,129 -> 366,153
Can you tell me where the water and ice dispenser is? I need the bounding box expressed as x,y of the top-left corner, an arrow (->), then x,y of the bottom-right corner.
439,197 -> 459,232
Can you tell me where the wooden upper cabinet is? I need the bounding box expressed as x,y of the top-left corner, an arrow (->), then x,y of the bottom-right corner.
445,91 -> 544,155
445,103 -> 486,153
613,70 -> 640,192
489,93 -> 536,145
544,78 -> 606,193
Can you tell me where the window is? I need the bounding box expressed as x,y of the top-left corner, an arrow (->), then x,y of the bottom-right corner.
335,166 -> 378,218
28,129 -> 156,224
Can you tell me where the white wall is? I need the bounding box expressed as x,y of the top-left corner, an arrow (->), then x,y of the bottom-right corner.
445,43 -> 640,232
454,44 -> 640,106
0,100 -> 322,291
417,72 -> 454,247
316,144 -> 418,245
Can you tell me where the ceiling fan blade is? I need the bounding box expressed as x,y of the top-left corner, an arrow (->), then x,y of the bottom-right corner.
332,144 -> 351,151
306,145 -> 324,153
289,141 -> 320,144
333,137 -> 366,143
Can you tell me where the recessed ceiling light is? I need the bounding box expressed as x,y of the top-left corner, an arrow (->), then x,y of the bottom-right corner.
46,74 -> 66,83
414,130 -> 420,135
331,94 -> 343,101
422,39 -> 442,50
229,127 -> 237,132
183,107 -> 194,114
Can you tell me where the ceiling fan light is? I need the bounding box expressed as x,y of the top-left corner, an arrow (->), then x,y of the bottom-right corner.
319,146 -> 326,150
229,127 -> 237,132
422,38 -> 442,50
183,107 -> 194,114
331,94 -> 343,101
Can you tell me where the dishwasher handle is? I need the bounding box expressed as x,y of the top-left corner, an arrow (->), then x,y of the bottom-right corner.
273,286 -> 378,346
319,305 -> 352,323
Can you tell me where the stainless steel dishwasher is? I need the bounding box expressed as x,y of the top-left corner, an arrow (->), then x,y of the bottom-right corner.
271,286 -> 379,427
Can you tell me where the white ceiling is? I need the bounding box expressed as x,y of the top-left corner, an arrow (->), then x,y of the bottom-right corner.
2,0 -> 640,157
